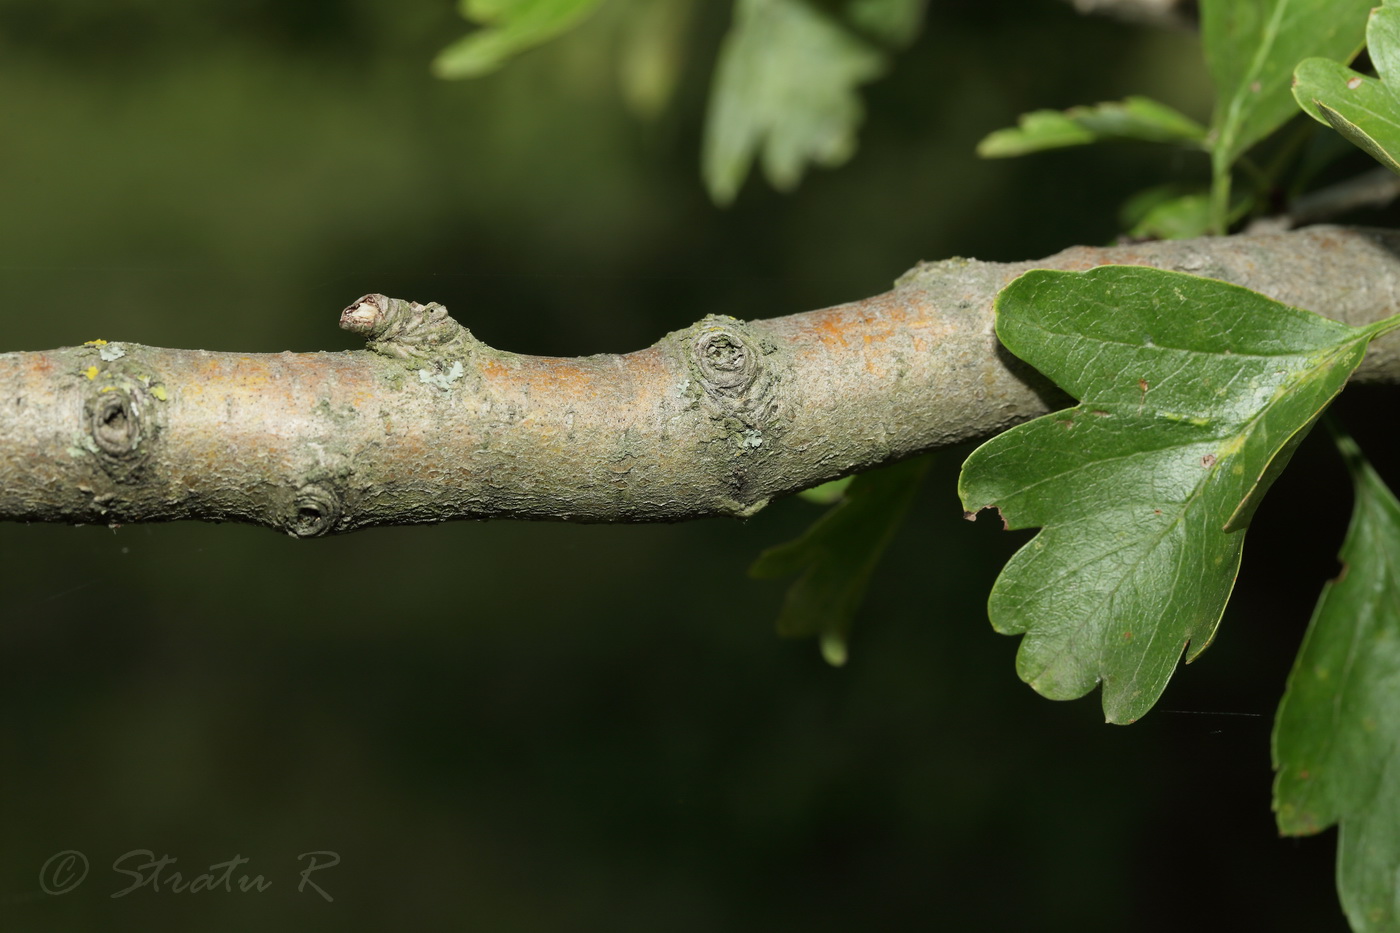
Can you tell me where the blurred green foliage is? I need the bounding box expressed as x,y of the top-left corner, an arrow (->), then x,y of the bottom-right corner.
0,2 -> 1378,931
751,455 -> 931,668
434,0 -> 609,79
701,0 -> 921,204
1274,428 -> 1400,933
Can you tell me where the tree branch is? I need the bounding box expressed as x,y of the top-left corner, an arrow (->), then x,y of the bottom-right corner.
3,226 -> 1398,535
1059,0 -> 1197,30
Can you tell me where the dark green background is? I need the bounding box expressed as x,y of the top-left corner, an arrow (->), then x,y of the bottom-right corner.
2,1 -> 1392,929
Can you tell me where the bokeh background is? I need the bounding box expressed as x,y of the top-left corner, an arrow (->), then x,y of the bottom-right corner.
2,1 -> 1396,930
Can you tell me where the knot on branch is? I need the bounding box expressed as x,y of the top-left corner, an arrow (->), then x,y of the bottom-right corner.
340,294 -> 480,363
696,328 -> 760,396
92,391 -> 141,457
286,482 -> 342,538
672,316 -> 787,453
81,369 -> 164,482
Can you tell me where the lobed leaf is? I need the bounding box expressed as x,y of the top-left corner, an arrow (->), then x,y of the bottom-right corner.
958,266 -> 1376,723
1202,0 -> 1371,168
702,0 -> 887,205
1294,3 -> 1400,175
977,97 -> 1207,159
751,456 -> 930,666
1274,429 -> 1400,933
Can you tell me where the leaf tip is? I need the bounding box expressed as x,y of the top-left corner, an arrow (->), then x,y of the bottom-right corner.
820,632 -> 849,667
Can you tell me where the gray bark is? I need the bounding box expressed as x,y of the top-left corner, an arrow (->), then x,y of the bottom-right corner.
2,226 -> 1397,535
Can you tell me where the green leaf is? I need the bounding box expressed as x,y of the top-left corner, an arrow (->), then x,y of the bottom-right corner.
432,0 -> 606,79
958,266 -> 1376,723
751,456 -> 931,666
977,97 -> 1207,159
1119,187 -> 1214,240
1202,0 -> 1371,168
617,0 -> 697,119
846,0 -> 926,47
1274,428 -> 1400,933
798,475 -> 854,505
1294,4 -> 1400,175
702,0 -> 887,205
978,111 -> 1093,158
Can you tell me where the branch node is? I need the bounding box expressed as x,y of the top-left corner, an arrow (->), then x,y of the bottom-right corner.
694,320 -> 761,396
287,483 -> 342,538
667,315 -> 789,513
340,294 -> 480,363
82,372 -> 161,482
676,317 -> 783,429
91,392 -> 140,457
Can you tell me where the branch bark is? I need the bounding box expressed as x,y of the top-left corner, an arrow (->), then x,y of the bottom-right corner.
3,225 -> 1398,535
1059,0 -> 1197,30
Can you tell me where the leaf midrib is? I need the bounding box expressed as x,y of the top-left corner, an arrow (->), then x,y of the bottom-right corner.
1216,0 -> 1293,159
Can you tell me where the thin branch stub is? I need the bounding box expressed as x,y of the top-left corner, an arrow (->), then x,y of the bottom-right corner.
339,293 -> 480,362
